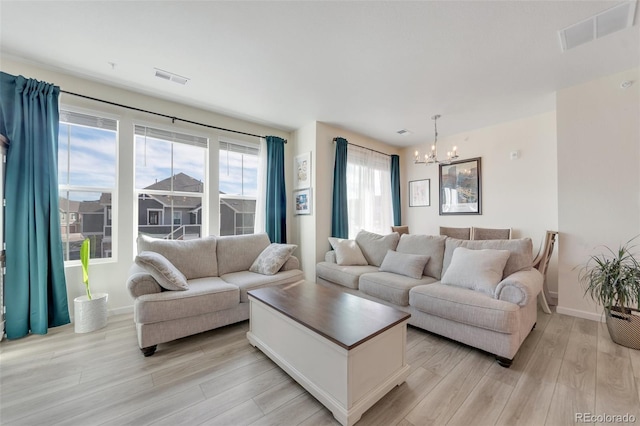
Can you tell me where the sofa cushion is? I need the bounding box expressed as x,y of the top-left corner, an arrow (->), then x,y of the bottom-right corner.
217,233 -> 271,276
409,283 -> 519,334
137,234 -> 218,279
328,237 -> 368,266
359,272 -> 437,306
135,251 -> 189,291
249,243 -> 297,275
441,247 -> 510,296
221,269 -> 304,302
316,262 -> 379,289
379,250 -> 430,280
396,234 -> 446,279
134,277 -> 239,324
443,237 -> 533,279
355,230 -> 400,267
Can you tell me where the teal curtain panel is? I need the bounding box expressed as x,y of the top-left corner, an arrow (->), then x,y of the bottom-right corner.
265,136 -> 287,243
0,72 -> 70,339
390,154 -> 401,226
331,137 -> 348,238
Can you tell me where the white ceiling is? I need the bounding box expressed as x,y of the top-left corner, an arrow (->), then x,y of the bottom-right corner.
1,1 -> 639,146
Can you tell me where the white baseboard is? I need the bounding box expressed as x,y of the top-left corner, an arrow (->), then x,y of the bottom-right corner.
109,305 -> 134,316
556,306 -> 604,323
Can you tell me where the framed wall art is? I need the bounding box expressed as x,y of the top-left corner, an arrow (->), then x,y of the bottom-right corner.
294,152 -> 311,189
294,188 -> 312,215
409,179 -> 430,207
439,157 -> 482,215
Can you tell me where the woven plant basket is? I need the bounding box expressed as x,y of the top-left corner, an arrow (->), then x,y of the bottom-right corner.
74,293 -> 108,333
606,306 -> 640,350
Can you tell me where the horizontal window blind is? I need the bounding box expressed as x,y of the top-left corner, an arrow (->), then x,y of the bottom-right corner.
220,141 -> 259,156
60,110 -> 118,132
135,125 -> 208,148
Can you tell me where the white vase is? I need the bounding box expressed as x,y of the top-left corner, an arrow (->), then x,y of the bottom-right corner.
74,293 -> 108,333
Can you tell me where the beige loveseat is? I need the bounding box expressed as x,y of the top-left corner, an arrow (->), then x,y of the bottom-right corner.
127,233 -> 304,356
316,231 -> 543,367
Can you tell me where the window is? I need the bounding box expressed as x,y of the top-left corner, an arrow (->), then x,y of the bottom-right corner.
173,211 -> 182,225
134,125 -> 206,240
346,145 -> 393,238
58,110 -> 117,261
219,141 -> 259,236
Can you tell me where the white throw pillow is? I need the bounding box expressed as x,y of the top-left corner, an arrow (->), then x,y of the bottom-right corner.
135,251 -> 189,291
441,247 -> 510,296
379,250 -> 430,280
249,243 -> 297,275
328,237 -> 368,266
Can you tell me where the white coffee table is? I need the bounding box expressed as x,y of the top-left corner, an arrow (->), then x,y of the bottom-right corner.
247,281 -> 411,426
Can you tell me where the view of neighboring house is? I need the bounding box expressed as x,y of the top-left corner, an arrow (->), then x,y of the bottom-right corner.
60,172 -> 255,259
59,194 -> 112,260
138,172 -> 203,240
219,198 -> 256,236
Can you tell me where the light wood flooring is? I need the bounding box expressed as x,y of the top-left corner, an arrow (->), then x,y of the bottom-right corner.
1,307 -> 640,426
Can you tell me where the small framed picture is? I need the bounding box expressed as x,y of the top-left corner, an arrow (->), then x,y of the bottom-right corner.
409,179 -> 430,207
294,188 -> 312,215
294,152 -> 311,189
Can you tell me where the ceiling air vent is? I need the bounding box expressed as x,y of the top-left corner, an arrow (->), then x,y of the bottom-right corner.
558,1 -> 637,51
154,68 -> 190,85
397,129 -> 411,136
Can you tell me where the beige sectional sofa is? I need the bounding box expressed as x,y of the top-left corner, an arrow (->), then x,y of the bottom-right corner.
127,233 -> 304,356
316,230 -> 543,367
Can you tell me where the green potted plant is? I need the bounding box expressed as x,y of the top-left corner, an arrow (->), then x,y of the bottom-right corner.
579,237 -> 640,349
74,238 -> 108,333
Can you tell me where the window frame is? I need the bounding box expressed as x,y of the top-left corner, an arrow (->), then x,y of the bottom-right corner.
58,106 -> 119,265
133,122 -> 209,242
218,138 -> 260,236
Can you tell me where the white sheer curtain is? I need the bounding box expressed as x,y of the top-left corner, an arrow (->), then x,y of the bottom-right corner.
346,145 -> 393,239
254,137 -> 267,233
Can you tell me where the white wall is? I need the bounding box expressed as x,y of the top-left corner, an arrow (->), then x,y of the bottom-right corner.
2,57 -> 292,315
291,122 -> 318,280
290,121 -> 401,280
556,68 -> 640,321
402,111 -> 559,293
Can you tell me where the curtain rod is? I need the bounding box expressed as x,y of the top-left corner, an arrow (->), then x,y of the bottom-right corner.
333,137 -> 391,157
60,90 -> 286,142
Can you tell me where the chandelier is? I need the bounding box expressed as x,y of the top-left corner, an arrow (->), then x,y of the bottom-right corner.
414,114 -> 458,165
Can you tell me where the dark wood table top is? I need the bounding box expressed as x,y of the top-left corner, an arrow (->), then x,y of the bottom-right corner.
248,281 -> 410,350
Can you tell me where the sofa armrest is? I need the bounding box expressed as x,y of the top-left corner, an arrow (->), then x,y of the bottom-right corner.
126,264 -> 162,299
280,255 -> 300,271
325,250 -> 337,263
494,269 -> 543,307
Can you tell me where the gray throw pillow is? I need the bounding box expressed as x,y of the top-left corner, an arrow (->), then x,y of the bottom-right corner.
355,230 -> 401,267
379,250 -> 430,279
397,234 -> 447,279
137,234 -> 218,279
328,237 -> 368,266
135,251 -> 189,291
442,238 -> 533,279
441,247 -> 510,296
249,243 -> 297,275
